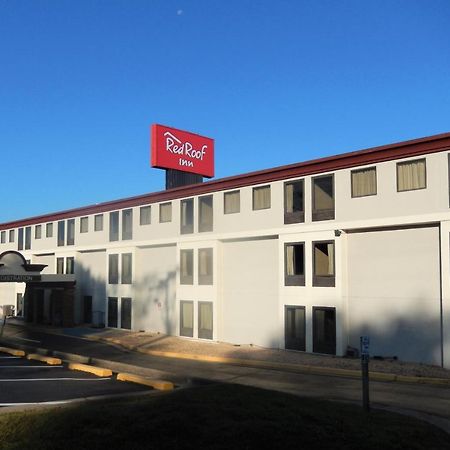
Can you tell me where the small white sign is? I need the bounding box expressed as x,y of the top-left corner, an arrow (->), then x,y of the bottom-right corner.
360,336 -> 370,356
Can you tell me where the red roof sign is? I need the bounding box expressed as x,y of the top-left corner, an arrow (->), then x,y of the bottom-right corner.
151,124 -> 215,178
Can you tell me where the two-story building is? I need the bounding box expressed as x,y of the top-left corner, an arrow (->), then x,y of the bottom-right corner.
1,132 -> 450,368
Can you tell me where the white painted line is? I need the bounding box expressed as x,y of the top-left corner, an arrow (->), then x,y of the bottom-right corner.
0,356 -> 21,359
13,337 -> 41,343
0,399 -> 82,407
1,377 -> 111,382
0,365 -> 64,369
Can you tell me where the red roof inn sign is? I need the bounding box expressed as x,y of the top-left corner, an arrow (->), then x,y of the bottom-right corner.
151,124 -> 215,178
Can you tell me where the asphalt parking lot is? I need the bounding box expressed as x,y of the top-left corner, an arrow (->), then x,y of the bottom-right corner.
0,350 -> 151,407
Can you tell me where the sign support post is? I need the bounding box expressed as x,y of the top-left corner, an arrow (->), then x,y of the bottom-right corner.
360,335 -> 370,412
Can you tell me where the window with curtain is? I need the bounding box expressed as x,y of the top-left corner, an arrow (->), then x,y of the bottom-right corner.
351,167 -> 377,197
109,212 -> 119,241
9,229 -> 15,243
180,249 -> 193,285
80,217 -> 89,233
198,301 -> 213,339
0,231 -> 5,244
285,243 -> 305,286
18,228 -> 24,251
57,222 -> 64,247
180,301 -> 193,337
284,180 -> 304,223
312,175 -> 335,221
46,223 -> 53,238
122,209 -> 133,240
108,254 -> 119,284
67,219 -> 75,246
180,199 -> 194,234
199,195 -> 213,232
159,202 -> 172,223
140,206 -> 151,225
198,248 -> 213,285
397,159 -> 426,192
66,257 -> 75,274
121,297 -> 132,329
121,253 -> 132,284
56,257 -> 64,274
25,226 -> 31,250
313,241 -> 335,287
224,190 -> 240,214
34,225 -> 41,240
253,185 -> 271,210
94,214 -> 103,231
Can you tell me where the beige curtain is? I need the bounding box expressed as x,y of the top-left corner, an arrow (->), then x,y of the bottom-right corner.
286,245 -> 295,276
199,249 -> 211,276
160,203 -> 172,222
315,243 -> 334,276
314,178 -> 333,210
224,191 -> 240,214
285,184 -> 294,213
181,302 -> 193,329
352,168 -> 376,197
199,196 -> 213,229
397,160 -> 426,191
253,186 -> 271,209
199,302 -> 213,331
180,250 -> 192,277
140,206 -> 151,225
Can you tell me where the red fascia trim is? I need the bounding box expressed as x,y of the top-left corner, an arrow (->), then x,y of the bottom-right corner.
2,132 -> 450,230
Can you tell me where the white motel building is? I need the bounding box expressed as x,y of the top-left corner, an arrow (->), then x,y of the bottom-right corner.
1,132 -> 450,369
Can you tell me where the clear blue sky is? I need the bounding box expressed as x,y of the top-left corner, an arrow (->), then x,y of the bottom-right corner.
1,0 -> 449,223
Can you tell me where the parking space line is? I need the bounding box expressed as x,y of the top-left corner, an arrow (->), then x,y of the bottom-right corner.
0,356 -> 21,359
1,377 -> 112,382
13,337 -> 41,344
0,365 -> 64,369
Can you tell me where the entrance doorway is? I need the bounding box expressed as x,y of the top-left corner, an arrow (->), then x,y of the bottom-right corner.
313,307 -> 336,355
83,296 -> 92,324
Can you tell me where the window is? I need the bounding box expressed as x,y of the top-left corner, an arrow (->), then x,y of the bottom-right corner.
109,211 -> 119,242
159,202 -> 172,223
199,195 -> 213,232
18,228 -> 24,251
313,307 -> 336,355
285,306 -> 306,351
198,301 -> 213,339
121,253 -> 132,284
34,225 -> 41,240
313,241 -> 335,287
66,257 -> 74,274
180,301 -> 193,337
180,199 -> 194,234
284,180 -> 304,224
56,257 -> 64,274
80,217 -> 89,233
397,158 -> 426,192
67,219 -> 75,246
198,248 -> 213,285
108,254 -> 119,284
25,227 -> 31,250
351,167 -> 377,197
108,297 -> 118,328
312,174 -> 335,221
180,249 -> 193,285
9,230 -> 14,243
122,209 -> 133,240
57,221 -> 65,247
46,223 -> 53,238
0,231 -> 5,244
140,206 -> 151,225
224,190 -> 240,214
94,214 -> 103,231
121,298 -> 132,329
253,185 -> 271,210
285,243 -> 305,286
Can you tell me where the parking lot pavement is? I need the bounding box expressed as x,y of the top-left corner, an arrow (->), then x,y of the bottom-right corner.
0,351 -> 151,407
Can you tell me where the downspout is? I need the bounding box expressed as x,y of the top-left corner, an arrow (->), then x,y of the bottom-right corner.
439,224 -> 444,368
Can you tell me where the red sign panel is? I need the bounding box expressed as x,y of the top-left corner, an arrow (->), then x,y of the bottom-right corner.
151,124 -> 214,178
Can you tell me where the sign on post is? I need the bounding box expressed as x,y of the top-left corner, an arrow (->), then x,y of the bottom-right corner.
360,335 -> 370,412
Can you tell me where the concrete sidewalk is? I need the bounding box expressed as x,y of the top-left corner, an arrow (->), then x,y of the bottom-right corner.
5,319 -> 450,385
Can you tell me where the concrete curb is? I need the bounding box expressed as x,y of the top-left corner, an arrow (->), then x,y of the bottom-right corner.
68,363 -> 113,377
117,373 -> 174,391
0,346 -> 25,357
26,354 -> 62,365
93,337 -> 450,386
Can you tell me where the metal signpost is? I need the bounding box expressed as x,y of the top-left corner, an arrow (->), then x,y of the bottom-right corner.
360,335 -> 370,412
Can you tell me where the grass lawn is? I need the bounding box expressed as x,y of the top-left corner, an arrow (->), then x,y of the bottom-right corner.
0,383 -> 448,450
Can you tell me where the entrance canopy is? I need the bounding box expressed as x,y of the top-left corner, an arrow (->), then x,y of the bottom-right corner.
0,251 -> 47,282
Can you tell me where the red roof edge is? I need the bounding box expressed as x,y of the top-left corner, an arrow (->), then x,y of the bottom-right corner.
2,131 -> 450,230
